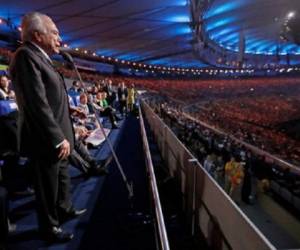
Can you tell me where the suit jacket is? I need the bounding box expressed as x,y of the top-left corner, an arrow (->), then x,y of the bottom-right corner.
117,87 -> 127,101
9,42 -> 74,158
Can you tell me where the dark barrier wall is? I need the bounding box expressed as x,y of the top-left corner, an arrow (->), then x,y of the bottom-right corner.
141,101 -> 275,250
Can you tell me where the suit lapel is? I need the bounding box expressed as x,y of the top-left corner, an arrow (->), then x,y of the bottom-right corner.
25,42 -> 66,85
25,42 -> 58,71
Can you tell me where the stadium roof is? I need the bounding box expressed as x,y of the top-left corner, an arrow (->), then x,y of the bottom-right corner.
0,0 -> 299,68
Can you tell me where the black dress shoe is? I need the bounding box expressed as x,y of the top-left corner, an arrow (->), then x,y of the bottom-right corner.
40,226 -> 73,243
112,123 -> 119,129
70,208 -> 87,217
59,207 -> 87,223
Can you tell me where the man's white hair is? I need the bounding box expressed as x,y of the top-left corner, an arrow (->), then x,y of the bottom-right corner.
21,12 -> 49,42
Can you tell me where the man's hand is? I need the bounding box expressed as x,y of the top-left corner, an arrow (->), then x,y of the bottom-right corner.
58,139 -> 70,159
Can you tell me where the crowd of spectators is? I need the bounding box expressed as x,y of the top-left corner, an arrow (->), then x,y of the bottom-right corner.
149,100 -> 300,206
1,45 -> 300,172
185,94 -> 300,164
58,58 -> 300,167
0,48 -> 13,65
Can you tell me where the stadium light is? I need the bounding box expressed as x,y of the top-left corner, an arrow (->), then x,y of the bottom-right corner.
287,11 -> 296,19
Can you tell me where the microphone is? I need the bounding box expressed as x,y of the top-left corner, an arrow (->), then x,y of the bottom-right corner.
60,49 -> 84,85
60,49 -> 75,69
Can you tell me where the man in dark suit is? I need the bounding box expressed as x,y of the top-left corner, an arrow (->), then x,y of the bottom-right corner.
9,12 -> 85,243
117,82 -> 128,116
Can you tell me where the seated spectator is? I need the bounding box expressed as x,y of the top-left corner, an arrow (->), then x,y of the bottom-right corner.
0,75 -> 20,194
68,95 -> 87,121
0,76 -> 15,100
94,92 -> 120,129
68,80 -> 84,94
78,93 -> 99,130
74,125 -> 90,141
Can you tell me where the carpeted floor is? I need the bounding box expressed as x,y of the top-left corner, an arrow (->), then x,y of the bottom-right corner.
6,118 -> 126,250
78,114 -> 156,250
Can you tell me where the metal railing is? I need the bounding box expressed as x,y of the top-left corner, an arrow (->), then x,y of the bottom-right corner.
139,107 -> 170,250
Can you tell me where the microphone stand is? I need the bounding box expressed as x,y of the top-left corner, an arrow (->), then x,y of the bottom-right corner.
60,50 -> 134,200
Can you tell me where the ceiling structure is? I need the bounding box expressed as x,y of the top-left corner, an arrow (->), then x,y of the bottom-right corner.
0,0 -> 299,69
204,0 -> 300,55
